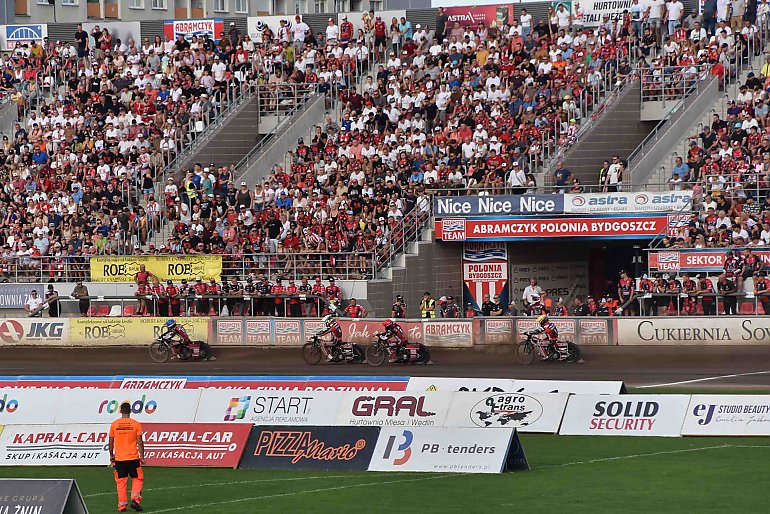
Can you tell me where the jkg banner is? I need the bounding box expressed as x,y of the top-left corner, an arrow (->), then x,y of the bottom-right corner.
90,256 -> 222,282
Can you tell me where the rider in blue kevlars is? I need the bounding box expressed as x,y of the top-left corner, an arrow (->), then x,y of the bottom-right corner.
161,319 -> 216,360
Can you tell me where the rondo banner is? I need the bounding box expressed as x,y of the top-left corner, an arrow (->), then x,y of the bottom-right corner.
89,255 -> 222,282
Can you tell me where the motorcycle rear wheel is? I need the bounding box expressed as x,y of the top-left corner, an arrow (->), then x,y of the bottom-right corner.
566,342 -> 582,363
366,344 -> 388,366
302,342 -> 322,365
198,342 -> 211,361
149,341 -> 170,363
515,342 -> 535,365
178,345 -> 192,361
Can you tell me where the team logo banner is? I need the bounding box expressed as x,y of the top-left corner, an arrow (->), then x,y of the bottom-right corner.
559,394 -> 690,437
0,424 -> 110,465
2,24 -> 48,51
682,395 -> 770,436
164,19 -> 224,42
143,423 -> 251,467
89,255 -> 222,282
648,248 -> 770,272
463,242 -> 509,312
194,390 -> 342,425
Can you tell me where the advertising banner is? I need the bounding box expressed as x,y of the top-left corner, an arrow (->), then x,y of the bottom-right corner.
444,392 -> 569,433
194,390 -> 342,425
568,0 -> 631,27
617,318 -> 770,345
70,317 -> 209,346
142,423 -> 251,467
564,192 -> 692,214
368,427 -> 515,473
648,248 -> 770,272
463,242 -> 509,312
0,479 -> 87,514
336,392 -> 454,427
423,321 -> 473,347
0,389 -> 61,425
89,255 -> 222,282
682,395 -> 770,436
164,18 -> 225,42
0,424 -> 109,465
516,318 -> 576,344
479,318 -> 514,345
559,395 -> 690,437
442,4 -> 513,28
0,318 -> 68,346
434,195 -> 563,218
0,284 -> 44,309
435,215 -> 669,241
54,389 -> 201,424
338,319 -> 424,345
1,24 -> 48,51
239,425 -> 380,470
510,260 -> 589,303
406,377 -> 626,395
406,377 -> 514,392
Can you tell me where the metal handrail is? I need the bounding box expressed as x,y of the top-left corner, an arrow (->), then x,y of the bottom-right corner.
373,209 -> 431,274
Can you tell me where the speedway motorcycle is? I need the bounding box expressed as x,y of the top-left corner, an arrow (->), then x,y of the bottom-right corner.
149,333 -> 213,362
366,333 -> 432,366
302,335 -> 366,364
515,330 -> 582,364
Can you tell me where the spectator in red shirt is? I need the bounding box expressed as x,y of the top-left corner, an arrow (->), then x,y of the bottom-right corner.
344,298 -> 367,318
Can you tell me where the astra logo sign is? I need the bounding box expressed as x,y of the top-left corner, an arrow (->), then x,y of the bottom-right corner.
352,396 -> 435,417
98,395 -> 158,415
381,430 -> 413,465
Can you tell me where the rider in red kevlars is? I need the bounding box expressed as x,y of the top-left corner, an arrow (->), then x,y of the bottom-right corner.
316,314 -> 344,361
378,319 -> 408,363
530,314 -> 568,361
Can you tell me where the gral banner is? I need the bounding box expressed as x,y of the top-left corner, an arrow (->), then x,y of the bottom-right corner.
164,18 -> 224,42
463,242 -> 509,312
368,427 -> 521,473
335,392 -> 453,427
559,394 -> 690,437
682,395 -> 770,436
0,424 -> 110,465
142,423 -> 251,467
648,248 -> 770,273
89,255 -> 222,282
564,191 -> 693,214
70,317 -> 209,346
443,4 -> 513,28
435,215 -> 669,241
239,425 -> 380,470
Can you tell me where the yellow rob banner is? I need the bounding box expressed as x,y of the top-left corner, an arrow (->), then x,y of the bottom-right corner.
90,256 -> 222,282
70,317 -> 210,346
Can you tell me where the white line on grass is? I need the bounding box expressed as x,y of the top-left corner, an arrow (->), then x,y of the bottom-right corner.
637,370 -> 770,388
150,475 -> 451,513
82,474 -> 351,498
535,443 -> 770,470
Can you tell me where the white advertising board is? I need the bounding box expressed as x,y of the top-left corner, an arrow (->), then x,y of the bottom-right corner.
54,389 -> 201,424
0,389 -> 61,425
617,318 -> 770,345
682,395 -> 770,436
336,392 -> 454,427
560,395 -> 689,437
406,377 -> 515,392
445,392 -> 569,433
511,380 -> 625,395
369,427 -> 513,473
0,424 -> 110,465
194,389 -> 341,426
407,377 -> 625,395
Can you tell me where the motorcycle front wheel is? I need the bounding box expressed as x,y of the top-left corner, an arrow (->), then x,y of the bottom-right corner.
366,343 -> 388,366
302,342 -> 322,365
566,342 -> 583,363
515,341 -> 535,365
149,341 -> 170,363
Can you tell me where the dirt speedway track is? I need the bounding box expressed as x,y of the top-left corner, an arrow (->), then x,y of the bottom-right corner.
1,345 -> 769,388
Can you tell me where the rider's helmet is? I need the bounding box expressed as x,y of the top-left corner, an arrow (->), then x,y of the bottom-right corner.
164,319 -> 176,328
322,314 -> 335,327
382,319 -> 395,329
536,313 -> 549,326
531,294 -> 541,302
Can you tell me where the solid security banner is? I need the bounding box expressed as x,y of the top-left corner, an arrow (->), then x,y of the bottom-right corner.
89,255 -> 222,282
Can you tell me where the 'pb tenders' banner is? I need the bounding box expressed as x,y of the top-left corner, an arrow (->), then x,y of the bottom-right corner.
90,255 -> 222,282
70,317 -> 209,346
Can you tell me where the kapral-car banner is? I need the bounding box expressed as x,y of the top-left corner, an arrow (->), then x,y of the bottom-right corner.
142,423 -> 251,467
89,255 -> 222,282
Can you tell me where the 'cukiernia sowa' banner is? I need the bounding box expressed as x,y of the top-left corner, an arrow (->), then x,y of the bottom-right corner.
90,255 -> 222,282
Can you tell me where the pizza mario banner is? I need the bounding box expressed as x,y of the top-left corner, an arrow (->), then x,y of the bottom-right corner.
435,215 -> 670,241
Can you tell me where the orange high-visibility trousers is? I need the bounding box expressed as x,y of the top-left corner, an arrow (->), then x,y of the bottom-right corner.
115,465 -> 143,510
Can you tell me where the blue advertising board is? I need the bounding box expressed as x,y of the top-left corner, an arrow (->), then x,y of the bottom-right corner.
433,195 -> 564,217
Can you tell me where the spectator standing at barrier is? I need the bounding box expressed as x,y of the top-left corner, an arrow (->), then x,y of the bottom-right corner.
134,265 -> 153,287
754,271 -> 770,313
522,278 -> 543,309
464,303 -> 476,318
135,281 -> 150,317
481,295 -> 494,316
325,278 -> 342,305
166,280 -> 181,317
392,295 -> 406,318
258,276 -> 273,316
151,278 -> 167,317
718,274 -> 738,314
223,276 -> 242,316
311,277 -> 326,316
618,270 -> 636,315
551,298 -> 568,316
285,280 -> 301,317
698,275 -> 717,315
24,290 -> 44,317
244,277 -> 258,316
345,298 -> 367,318
420,291 -> 436,318
72,280 -> 90,317
109,402 -> 145,513
46,285 -> 60,318
443,296 -> 460,318
272,278 -> 286,317
573,296 -> 589,316
638,274 -> 655,316
504,301 -> 519,316
193,277 -> 208,316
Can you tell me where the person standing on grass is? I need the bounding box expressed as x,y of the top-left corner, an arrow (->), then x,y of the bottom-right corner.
109,402 -> 145,512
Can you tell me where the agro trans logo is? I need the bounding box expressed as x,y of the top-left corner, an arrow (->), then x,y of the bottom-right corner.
224,396 -> 251,421
99,395 -> 158,415
381,429 -> 412,465
471,394 -> 544,427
